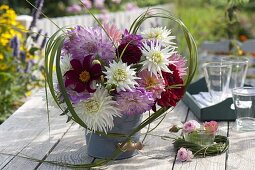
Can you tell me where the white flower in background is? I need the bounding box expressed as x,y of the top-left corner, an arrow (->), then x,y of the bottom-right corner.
74,87 -> 121,133
142,27 -> 176,47
140,40 -> 176,77
60,53 -> 72,75
104,60 -> 139,92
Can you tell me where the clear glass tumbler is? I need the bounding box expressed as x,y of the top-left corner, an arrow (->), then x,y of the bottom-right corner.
221,56 -> 249,96
203,62 -> 232,104
232,87 -> 255,131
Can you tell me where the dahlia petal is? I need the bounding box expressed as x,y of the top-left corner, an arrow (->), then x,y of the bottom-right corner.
70,59 -> 83,72
83,55 -> 92,70
65,78 -> 75,87
74,81 -> 86,93
90,64 -> 102,77
64,70 -> 79,80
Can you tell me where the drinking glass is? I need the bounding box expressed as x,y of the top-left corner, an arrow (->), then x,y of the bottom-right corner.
221,56 -> 249,96
232,87 -> 255,131
203,62 -> 232,104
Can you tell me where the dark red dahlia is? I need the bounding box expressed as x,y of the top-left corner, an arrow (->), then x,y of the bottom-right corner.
157,64 -> 185,107
117,43 -> 142,65
64,55 -> 102,93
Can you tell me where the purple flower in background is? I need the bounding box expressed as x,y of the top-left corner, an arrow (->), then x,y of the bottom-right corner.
81,0 -> 92,9
20,51 -> 26,62
66,4 -> 82,13
125,2 -> 138,11
32,29 -> 42,42
40,33 -> 48,49
29,0 -> 44,30
10,35 -> 20,58
177,147 -> 193,162
63,26 -> 115,63
116,87 -> 154,115
94,0 -> 105,9
121,29 -> 143,47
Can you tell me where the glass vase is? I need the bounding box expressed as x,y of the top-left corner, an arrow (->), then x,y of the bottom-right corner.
184,130 -> 215,146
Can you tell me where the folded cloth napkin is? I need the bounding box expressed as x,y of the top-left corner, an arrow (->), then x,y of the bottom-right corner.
192,92 -> 214,108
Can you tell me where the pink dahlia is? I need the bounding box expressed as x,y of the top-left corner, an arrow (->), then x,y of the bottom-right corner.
104,23 -> 122,44
64,55 -> 102,93
182,120 -> 200,133
63,26 -> 115,63
117,43 -> 142,65
116,87 -> 154,115
137,70 -> 165,99
169,53 -> 187,77
204,121 -> 218,134
177,147 -> 193,162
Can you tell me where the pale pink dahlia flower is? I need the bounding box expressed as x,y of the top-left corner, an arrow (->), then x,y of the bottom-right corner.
137,70 -> 165,99
104,23 -> 122,44
177,147 -> 193,162
182,120 -> 200,133
169,53 -> 187,77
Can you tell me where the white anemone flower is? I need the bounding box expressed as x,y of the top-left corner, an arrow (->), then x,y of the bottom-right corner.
141,40 -> 176,77
104,60 -> 139,92
141,27 -> 176,47
60,53 -> 72,75
74,87 -> 121,133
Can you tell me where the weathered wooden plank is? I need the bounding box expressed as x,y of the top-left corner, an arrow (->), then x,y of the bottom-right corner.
3,114 -> 72,169
226,122 -> 255,170
0,95 -> 48,168
173,111 -> 228,170
37,124 -> 94,170
0,92 -> 71,169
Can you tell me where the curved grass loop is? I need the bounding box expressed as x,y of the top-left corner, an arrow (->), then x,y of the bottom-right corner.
44,8 -> 198,168
173,135 -> 229,157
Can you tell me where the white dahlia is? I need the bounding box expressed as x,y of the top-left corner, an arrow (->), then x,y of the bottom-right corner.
141,40 -> 176,77
74,87 -> 121,133
141,27 -> 176,47
104,60 -> 139,92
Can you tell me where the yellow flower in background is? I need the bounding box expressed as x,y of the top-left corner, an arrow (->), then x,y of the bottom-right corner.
0,63 -> 8,71
0,53 -> 4,60
0,4 -> 24,47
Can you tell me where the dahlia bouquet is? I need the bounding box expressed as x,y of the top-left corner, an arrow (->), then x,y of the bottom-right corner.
45,7 -> 197,167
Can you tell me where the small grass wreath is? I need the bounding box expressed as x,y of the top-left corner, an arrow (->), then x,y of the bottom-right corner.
173,135 -> 229,157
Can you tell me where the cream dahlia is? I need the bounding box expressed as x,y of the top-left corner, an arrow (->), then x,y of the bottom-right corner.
104,60 -> 139,92
74,87 -> 121,133
140,40 -> 176,77
141,27 -> 176,47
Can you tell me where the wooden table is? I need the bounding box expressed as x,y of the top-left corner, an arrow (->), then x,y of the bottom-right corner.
1,91 -> 255,170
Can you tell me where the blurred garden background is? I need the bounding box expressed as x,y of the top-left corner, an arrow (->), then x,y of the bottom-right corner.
0,0 -> 255,123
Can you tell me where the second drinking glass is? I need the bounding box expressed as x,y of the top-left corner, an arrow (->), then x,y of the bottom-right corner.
203,62 -> 232,104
